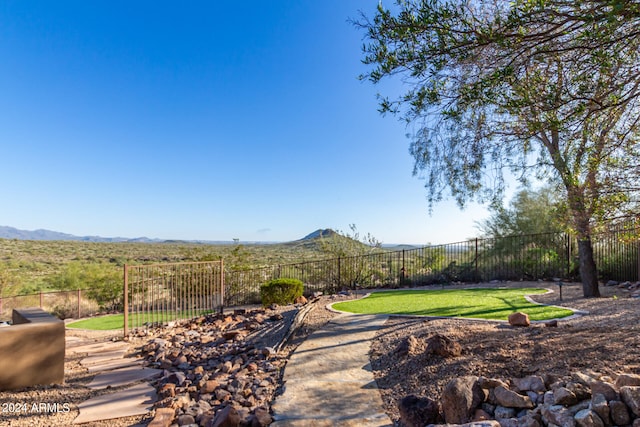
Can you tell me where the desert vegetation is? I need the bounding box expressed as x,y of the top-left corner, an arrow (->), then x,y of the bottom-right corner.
1,218 -> 639,323
0,238 -> 333,296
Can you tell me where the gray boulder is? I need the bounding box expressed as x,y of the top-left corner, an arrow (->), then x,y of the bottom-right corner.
542,405 -> 576,427
513,376 -> 546,393
620,386 -> 640,417
399,394 -> 440,427
574,409 -> 604,427
590,394 -> 610,425
494,386 -> 535,409
609,399 -> 630,426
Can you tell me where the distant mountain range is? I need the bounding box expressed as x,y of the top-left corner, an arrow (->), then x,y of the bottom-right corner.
0,225 -> 418,248
0,225 -> 339,244
0,225 -> 162,243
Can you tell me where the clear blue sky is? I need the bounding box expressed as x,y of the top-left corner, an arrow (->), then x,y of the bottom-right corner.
0,1 -> 496,245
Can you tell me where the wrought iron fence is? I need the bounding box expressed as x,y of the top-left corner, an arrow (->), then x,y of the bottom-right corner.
123,260 -> 224,335
223,227 -> 640,306
0,289 -> 96,322
3,226 -> 639,334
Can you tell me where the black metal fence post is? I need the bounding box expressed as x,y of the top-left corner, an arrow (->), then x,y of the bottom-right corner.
475,238 -> 479,282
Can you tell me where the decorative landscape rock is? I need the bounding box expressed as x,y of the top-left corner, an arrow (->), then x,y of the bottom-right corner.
513,376 -> 546,393
137,307 -> 297,427
426,333 -> 462,358
508,312 -> 531,327
590,393 -> 610,425
611,399 -> 631,426
441,376 -> 484,424
396,335 -> 421,356
398,394 -> 440,427
554,386 -> 578,406
617,374 -> 640,388
591,380 -> 618,401
494,385 -> 534,409
574,409 -> 604,427
542,404 -> 576,427
621,386 -> 640,417
405,370 -> 640,427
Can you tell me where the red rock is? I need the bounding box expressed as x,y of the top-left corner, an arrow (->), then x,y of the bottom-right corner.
250,406 -> 272,427
208,405 -> 241,427
223,330 -> 242,341
160,383 -> 176,398
201,379 -> 219,394
426,334 -> 461,357
148,407 -> 175,427
508,312 -> 530,327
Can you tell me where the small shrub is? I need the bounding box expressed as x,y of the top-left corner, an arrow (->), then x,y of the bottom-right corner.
50,298 -> 99,320
260,278 -> 303,306
45,262 -> 122,311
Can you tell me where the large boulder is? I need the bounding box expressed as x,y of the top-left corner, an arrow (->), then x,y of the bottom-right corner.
494,386 -> 534,409
617,374 -> 640,388
574,409 -> 605,427
554,386 -> 579,406
620,386 -> 640,417
610,400 -> 631,426
398,395 -> 440,427
425,334 -> 462,358
590,394 -> 610,425
541,405 -> 576,427
441,376 -> 485,424
513,376 -> 546,393
590,381 -> 618,401
508,312 -> 530,327
208,404 -> 241,427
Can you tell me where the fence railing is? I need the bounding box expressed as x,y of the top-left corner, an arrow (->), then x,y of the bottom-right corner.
3,226 -> 639,333
123,260 -> 224,336
222,227 -> 640,306
0,289 -> 96,322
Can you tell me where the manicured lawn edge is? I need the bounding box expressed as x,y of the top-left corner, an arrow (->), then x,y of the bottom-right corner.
66,309 -> 214,330
329,287 -> 583,322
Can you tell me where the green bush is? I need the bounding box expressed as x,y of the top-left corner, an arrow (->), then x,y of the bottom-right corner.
260,278 -> 304,306
45,262 -> 122,311
50,298 -> 99,320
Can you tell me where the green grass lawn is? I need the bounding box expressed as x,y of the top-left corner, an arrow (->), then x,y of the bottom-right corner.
66,309 -> 213,330
331,288 -> 574,321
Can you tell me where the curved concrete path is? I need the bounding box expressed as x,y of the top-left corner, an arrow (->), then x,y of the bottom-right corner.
271,313 -> 393,427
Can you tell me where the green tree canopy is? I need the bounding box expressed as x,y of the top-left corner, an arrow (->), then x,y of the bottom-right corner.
477,187 -> 563,237
358,0 -> 640,297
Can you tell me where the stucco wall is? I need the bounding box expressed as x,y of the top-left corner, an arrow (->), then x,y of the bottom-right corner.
0,308 -> 65,391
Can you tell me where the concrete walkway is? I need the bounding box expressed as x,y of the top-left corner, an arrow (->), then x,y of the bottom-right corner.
65,334 -> 162,425
271,313 -> 393,427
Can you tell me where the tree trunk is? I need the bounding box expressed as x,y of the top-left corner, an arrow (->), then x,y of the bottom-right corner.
577,237 -> 600,298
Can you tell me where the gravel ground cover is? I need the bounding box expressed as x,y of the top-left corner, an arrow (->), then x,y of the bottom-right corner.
0,294 -> 347,427
1,282 -> 637,426
369,282 -> 640,425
